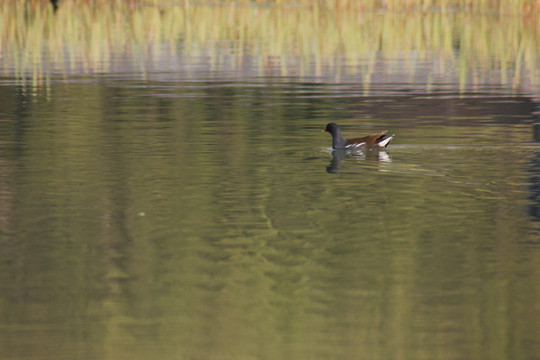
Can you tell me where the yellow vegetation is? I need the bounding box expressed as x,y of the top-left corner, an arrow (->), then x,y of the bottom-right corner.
1,0 -> 538,88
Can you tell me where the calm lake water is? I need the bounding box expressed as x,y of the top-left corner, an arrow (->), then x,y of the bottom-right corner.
1,6 -> 540,360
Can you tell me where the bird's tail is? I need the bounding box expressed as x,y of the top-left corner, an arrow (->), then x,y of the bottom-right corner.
379,134 -> 395,148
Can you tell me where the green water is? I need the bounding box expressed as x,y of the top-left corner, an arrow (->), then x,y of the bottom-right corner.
1,9 -> 540,360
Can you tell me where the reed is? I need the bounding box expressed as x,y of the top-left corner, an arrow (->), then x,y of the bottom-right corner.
1,0 -> 539,88
22,0 -> 540,14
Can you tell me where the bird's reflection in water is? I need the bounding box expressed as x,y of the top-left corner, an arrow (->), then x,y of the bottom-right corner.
326,149 -> 392,173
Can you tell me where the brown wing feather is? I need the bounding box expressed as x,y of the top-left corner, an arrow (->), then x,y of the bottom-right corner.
345,131 -> 388,147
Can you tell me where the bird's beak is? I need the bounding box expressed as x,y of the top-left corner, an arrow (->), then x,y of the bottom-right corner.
322,129 -> 327,132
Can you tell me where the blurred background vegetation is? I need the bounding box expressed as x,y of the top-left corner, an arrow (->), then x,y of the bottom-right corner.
1,0 -> 538,91
20,0 -> 540,13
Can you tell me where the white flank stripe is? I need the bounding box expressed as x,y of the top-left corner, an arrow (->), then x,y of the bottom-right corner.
346,142 -> 365,149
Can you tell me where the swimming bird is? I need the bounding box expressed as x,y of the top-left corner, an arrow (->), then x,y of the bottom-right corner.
323,123 -> 394,150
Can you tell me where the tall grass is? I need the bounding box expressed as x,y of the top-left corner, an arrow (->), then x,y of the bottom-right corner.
1,0 -> 539,88
21,0 -> 540,14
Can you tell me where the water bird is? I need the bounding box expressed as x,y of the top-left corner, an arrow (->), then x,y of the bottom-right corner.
323,123 -> 394,150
